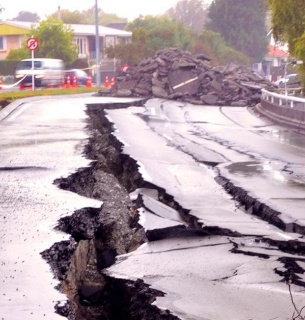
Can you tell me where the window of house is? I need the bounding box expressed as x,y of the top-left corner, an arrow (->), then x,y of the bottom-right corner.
0,36 -> 6,50
75,37 -> 87,56
105,36 -> 115,47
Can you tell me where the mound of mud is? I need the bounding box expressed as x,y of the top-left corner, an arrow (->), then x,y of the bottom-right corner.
99,47 -> 275,106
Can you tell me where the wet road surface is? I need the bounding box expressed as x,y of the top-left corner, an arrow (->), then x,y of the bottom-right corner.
105,99 -> 305,320
1,96 -> 305,319
0,95 -> 118,319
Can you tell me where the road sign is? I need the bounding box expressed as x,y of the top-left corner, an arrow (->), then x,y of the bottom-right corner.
26,37 -> 39,51
121,64 -> 129,72
26,37 -> 39,91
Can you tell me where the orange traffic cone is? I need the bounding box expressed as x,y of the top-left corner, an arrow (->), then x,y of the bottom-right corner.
110,76 -> 115,87
86,74 -> 92,88
66,73 -> 71,88
104,75 -> 109,88
0,73 -> 2,90
72,74 -> 77,88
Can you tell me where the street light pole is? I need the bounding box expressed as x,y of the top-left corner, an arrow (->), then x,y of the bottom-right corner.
284,60 -> 303,97
284,62 -> 288,97
95,0 -> 101,87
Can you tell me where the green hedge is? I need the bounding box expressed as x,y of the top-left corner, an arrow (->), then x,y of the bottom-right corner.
0,60 -> 18,75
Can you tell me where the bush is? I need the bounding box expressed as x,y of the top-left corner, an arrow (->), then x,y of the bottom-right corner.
0,60 -> 19,76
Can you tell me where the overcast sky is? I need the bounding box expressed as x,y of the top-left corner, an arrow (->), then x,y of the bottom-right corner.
0,0 -> 212,22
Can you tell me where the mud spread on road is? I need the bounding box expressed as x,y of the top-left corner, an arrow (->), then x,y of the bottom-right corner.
42,100 -> 305,319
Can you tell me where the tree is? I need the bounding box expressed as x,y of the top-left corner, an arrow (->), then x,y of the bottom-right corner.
165,0 -> 209,33
50,10 -> 82,24
6,17 -> 77,65
105,14 -> 250,67
267,0 -> 305,83
127,16 -> 193,54
207,0 -> 268,61
6,47 -> 30,61
80,7 -> 127,25
30,17 -> 77,65
12,11 -> 40,22
105,16 -> 193,65
50,7 -> 127,25
266,0 -> 305,54
194,30 -> 250,65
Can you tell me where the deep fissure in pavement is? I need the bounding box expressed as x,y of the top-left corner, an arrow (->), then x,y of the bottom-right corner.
216,175 -> 305,235
43,100 -> 305,319
42,100 -> 187,319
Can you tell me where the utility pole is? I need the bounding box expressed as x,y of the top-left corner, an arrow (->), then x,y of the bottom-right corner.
57,6 -> 61,20
95,0 -> 101,87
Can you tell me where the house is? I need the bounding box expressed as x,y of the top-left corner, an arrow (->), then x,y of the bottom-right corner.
263,44 -> 288,82
106,23 -> 128,31
0,20 -> 132,60
253,31 -> 289,81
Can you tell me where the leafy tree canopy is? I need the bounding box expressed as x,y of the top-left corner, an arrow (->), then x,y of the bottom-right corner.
51,9 -> 83,24
12,11 -> 40,22
6,17 -> 77,65
106,16 -> 193,65
165,0 -> 209,33
267,0 -> 305,83
50,7 -> 127,25
207,0 -> 268,61
106,14 -> 251,67
266,0 -> 305,54
30,17 -> 77,65
194,30 -> 250,65
6,47 -> 30,61
127,16 -> 193,54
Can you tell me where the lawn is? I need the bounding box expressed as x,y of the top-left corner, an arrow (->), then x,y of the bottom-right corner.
0,87 -> 99,110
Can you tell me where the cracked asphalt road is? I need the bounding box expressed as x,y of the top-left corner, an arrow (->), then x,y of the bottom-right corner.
105,99 -> 305,320
0,95 -> 108,319
1,95 -> 305,319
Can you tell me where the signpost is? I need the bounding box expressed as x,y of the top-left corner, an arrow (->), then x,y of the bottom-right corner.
26,37 -> 39,91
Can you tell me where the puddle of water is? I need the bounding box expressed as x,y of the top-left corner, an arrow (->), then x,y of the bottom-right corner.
258,129 -> 305,149
225,161 -> 305,189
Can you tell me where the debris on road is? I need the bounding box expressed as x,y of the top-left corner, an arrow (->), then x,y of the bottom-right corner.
100,48 -> 275,106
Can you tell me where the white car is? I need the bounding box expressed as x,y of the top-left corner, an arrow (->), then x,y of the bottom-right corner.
15,58 -> 64,88
274,73 -> 298,86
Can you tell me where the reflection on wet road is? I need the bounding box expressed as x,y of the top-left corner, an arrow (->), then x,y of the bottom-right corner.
0,96 -> 104,319
106,99 -> 305,320
2,96 -> 305,320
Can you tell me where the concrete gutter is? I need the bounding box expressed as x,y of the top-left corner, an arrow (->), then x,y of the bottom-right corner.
0,97 -> 30,121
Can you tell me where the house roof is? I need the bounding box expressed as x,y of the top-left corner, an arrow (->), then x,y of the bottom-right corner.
0,20 -> 132,38
267,44 -> 287,58
0,21 -> 33,35
107,23 -> 128,31
70,24 -> 131,37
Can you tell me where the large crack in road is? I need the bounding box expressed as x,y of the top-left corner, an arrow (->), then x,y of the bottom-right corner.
45,100 -> 305,319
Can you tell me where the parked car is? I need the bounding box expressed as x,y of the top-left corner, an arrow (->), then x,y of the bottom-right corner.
64,69 -> 88,86
274,73 -> 298,86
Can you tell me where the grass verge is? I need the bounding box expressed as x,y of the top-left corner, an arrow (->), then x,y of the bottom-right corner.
0,87 -> 99,110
